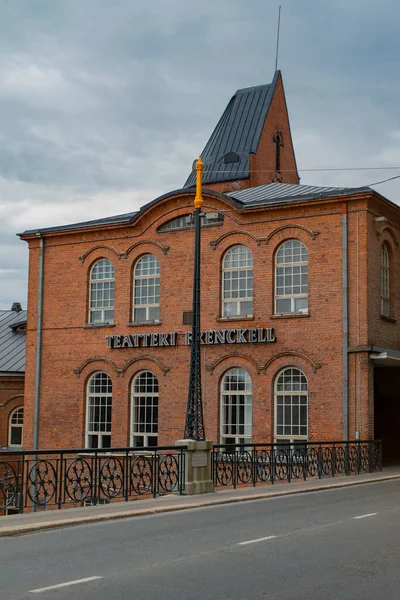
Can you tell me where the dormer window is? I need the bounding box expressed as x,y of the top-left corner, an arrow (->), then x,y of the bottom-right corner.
157,213 -> 223,232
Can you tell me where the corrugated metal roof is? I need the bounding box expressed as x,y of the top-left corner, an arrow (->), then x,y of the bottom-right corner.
184,73 -> 280,188
0,310 -> 27,374
227,182 -> 371,206
21,211 -> 138,236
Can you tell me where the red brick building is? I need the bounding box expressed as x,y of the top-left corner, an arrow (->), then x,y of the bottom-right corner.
0,304 -> 26,449
19,72 -> 400,462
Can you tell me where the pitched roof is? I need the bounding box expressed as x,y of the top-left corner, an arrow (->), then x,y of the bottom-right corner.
184,72 -> 281,188
19,182 -> 374,237
0,310 -> 27,375
227,182 -> 371,206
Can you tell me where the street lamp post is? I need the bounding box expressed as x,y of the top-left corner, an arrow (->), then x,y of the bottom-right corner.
183,156 -> 206,441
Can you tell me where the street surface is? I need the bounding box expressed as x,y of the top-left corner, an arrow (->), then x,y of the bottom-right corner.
1,480 -> 400,599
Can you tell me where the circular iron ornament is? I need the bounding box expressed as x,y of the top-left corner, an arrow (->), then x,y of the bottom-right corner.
275,449 -> 289,480
27,460 -> 57,505
215,452 -> 233,486
256,449 -> 271,482
100,457 -> 124,498
322,447 -> 333,476
159,454 -> 179,493
307,447 -> 319,477
130,455 -> 152,495
348,446 -> 358,473
65,458 -> 92,502
237,451 -> 253,484
291,448 -> 304,479
0,461 -> 18,510
335,446 -> 345,474
360,445 -> 369,473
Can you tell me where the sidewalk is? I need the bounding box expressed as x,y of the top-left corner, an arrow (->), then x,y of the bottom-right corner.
1,467 -> 399,538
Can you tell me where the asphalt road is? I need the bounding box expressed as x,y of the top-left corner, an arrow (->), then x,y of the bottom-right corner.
1,480 -> 400,600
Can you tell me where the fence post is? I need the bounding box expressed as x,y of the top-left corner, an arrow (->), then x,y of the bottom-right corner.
175,440 -> 213,495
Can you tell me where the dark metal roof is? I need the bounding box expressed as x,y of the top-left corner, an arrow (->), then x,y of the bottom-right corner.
184,72 -> 280,188
227,182 -> 372,206
20,211 -> 138,236
19,183 -> 374,237
0,310 -> 27,375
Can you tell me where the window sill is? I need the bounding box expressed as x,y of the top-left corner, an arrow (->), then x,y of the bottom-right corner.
84,323 -> 116,329
216,316 -> 255,322
270,313 -> 310,319
380,314 -> 396,324
128,321 -> 162,327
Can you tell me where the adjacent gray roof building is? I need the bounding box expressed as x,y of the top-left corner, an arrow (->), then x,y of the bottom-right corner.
0,309 -> 27,375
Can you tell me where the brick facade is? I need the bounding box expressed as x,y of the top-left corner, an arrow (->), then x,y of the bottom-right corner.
20,187 -> 400,452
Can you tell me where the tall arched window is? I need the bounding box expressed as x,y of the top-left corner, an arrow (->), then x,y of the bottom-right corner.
86,372 -> 112,448
275,367 -> 308,442
131,371 -> 159,447
275,240 -> 308,314
381,244 -> 390,317
89,259 -> 115,324
9,407 -> 23,447
222,245 -> 253,318
220,368 -> 252,445
133,254 -> 160,323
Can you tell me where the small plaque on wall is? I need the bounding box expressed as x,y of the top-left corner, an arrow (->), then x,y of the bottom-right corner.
192,451 -> 207,468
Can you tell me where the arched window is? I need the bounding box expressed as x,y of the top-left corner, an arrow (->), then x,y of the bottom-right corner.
381,244 -> 390,317
86,372 -> 112,449
275,367 -> 308,442
9,407 -> 23,447
222,245 -> 253,318
131,371 -> 159,447
275,240 -> 308,314
220,368 -> 252,445
89,259 -> 115,324
133,254 -> 160,323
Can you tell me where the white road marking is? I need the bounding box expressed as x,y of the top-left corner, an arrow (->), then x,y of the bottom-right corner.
29,576 -> 103,594
353,512 -> 378,520
238,535 -> 277,546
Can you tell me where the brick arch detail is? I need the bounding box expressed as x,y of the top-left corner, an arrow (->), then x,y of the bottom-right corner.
210,230 -> 263,250
376,226 -> 399,249
2,393 -> 24,408
206,353 -> 263,375
266,224 -> 319,245
74,356 -> 122,378
79,245 -> 121,264
121,355 -> 170,377
264,351 -> 321,375
124,240 -> 169,258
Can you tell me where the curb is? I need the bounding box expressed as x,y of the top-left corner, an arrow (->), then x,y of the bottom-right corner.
1,474 -> 399,538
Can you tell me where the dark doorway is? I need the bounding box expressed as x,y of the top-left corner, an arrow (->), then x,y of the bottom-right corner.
374,366 -> 400,464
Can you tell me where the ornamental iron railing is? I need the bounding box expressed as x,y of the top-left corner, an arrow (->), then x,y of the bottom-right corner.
0,446 -> 186,514
212,440 -> 382,489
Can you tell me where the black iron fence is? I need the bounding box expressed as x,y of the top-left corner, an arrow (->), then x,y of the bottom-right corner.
0,446 -> 186,514
212,440 -> 382,489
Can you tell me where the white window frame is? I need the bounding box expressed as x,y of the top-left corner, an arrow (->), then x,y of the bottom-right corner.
275,240 -> 308,315
274,367 -> 308,443
131,371 -> 159,447
86,372 -> 112,449
380,244 -> 390,317
133,254 -> 160,323
89,259 -> 115,325
8,407 -> 23,447
220,368 -> 252,446
222,245 -> 253,318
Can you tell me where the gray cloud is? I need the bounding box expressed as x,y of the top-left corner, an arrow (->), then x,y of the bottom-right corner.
0,0 -> 399,308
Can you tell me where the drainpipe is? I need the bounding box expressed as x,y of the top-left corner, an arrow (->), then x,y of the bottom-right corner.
342,204 -> 349,440
33,234 -> 44,451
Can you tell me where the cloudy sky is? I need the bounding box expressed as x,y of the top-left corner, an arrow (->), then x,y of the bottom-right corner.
1,0 -> 399,309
